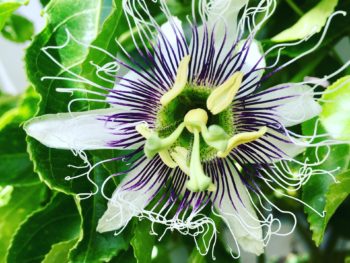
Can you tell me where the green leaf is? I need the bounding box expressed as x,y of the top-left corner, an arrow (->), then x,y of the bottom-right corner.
272,0 -> 338,42
0,87 -> 40,186
131,220 -> 156,263
188,250 -> 207,263
302,76 -> 350,245
25,0 -> 107,194
302,118 -> 350,246
109,247 -> 137,263
69,161 -> 130,262
0,94 -> 18,116
7,193 -> 81,263
1,14 -> 34,42
0,126 -> 38,186
320,76 -> 350,140
0,0 -> 28,31
0,184 -> 46,263
80,0 -> 123,110
0,186 -> 12,207
323,171 -> 350,232
42,239 -> 78,263
40,0 -> 50,7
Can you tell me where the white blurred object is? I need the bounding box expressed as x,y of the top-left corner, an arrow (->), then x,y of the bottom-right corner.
0,0 -> 45,95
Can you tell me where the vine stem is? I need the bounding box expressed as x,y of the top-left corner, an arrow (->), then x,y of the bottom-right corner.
284,0 -> 304,16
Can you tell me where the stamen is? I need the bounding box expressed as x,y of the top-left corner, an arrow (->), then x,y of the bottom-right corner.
201,125 -> 230,152
171,146 -> 190,175
187,129 -> 215,192
144,123 -> 185,158
160,55 -> 191,106
159,149 -> 178,168
218,127 -> 268,158
206,71 -> 244,115
135,122 -> 185,168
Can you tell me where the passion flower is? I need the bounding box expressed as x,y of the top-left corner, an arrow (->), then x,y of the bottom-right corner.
24,0 -> 345,257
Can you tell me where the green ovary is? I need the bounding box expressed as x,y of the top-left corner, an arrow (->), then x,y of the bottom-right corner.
156,85 -> 234,161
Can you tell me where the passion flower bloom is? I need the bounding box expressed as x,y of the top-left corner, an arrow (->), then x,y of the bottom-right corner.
24,0 -> 342,257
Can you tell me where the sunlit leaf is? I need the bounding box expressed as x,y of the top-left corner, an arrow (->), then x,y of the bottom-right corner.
69,160 -> 130,262
0,87 -> 40,186
81,0 -> 123,110
0,184 -> 46,263
42,239 -> 78,263
7,193 -> 80,263
0,0 -> 28,31
0,186 -> 12,207
320,76 -> 350,140
0,94 -> 18,116
323,171 -> 350,230
25,0 -> 107,194
302,118 -> 350,246
131,220 -> 155,263
272,0 -> 339,42
1,14 -> 34,43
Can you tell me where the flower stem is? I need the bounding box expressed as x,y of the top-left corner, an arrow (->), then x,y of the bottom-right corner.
284,0 -> 304,16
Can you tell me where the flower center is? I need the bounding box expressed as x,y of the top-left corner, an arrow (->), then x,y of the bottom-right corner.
156,85 -> 234,161
136,56 -> 267,192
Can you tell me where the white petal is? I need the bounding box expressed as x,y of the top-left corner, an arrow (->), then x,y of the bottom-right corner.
109,69 -> 141,108
24,108 -> 120,151
157,17 -> 184,68
240,40 -> 266,82
97,159 -> 161,233
234,128 -> 305,164
193,1 -> 249,69
264,129 -> 306,160
258,84 -> 322,127
214,165 -> 264,255
207,0 -> 248,43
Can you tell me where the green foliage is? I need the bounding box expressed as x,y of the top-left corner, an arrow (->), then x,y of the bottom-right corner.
272,0 -> 339,42
0,94 -> 18,116
80,0 -> 123,110
69,161 -> 131,262
131,220 -> 156,263
0,87 -> 40,186
0,0 -> 28,31
25,0 -> 106,194
42,239 -> 78,263
324,171 -> 350,230
301,74 -> 350,246
1,14 -> 34,42
302,118 -> 350,246
0,184 -> 46,263
7,193 -> 81,263
320,76 -> 350,140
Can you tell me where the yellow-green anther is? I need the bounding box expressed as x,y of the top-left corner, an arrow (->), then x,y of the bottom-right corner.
187,129 -> 215,192
217,126 -> 268,158
170,146 -> 190,175
160,55 -> 191,106
159,149 -> 178,168
184,108 -> 208,133
201,125 -> 230,152
144,122 -> 185,158
136,123 -> 178,168
206,71 -> 244,115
